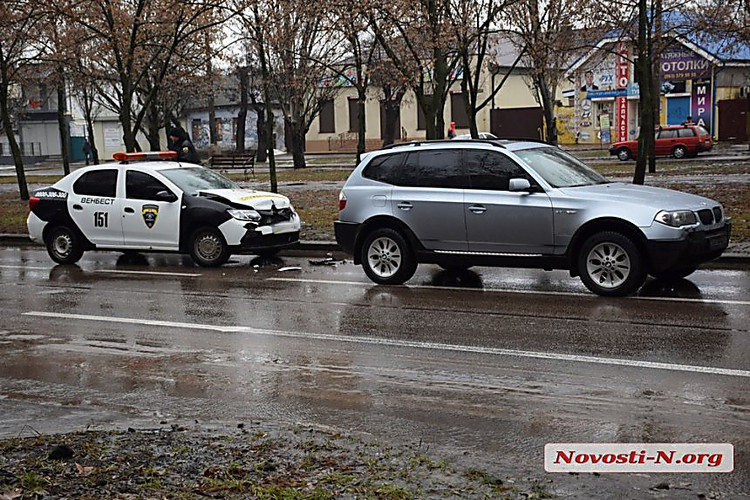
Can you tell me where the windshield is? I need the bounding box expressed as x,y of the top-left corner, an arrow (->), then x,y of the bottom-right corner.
160,167 -> 239,195
513,147 -> 608,188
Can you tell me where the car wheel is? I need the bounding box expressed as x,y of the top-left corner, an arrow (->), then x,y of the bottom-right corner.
616,148 -> 631,161
360,228 -> 417,285
651,266 -> 697,281
672,145 -> 688,159
46,226 -> 84,264
189,227 -> 230,267
578,232 -> 646,296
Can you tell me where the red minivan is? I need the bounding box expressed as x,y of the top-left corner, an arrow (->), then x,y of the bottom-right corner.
609,124 -> 713,161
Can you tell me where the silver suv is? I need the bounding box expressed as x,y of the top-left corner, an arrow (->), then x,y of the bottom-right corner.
334,140 -> 731,296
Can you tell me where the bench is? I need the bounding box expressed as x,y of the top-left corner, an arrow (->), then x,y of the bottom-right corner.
209,151 -> 256,180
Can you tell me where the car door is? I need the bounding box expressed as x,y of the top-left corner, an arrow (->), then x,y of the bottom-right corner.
68,169 -> 124,247
655,128 -> 677,155
120,169 -> 181,250
390,150 -> 468,251
463,150 -> 553,254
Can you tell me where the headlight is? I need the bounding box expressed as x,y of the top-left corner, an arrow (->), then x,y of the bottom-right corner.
655,210 -> 697,227
227,209 -> 261,222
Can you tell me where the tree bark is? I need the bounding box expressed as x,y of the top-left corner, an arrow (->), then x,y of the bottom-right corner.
356,94 -> 366,164
0,81 -> 28,200
146,98 -> 161,151
56,68 -> 70,175
634,0 -> 655,185
236,66 -> 248,153
288,119 -> 306,169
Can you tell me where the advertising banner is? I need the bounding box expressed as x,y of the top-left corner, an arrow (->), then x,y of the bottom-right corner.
691,79 -> 713,132
660,48 -> 711,80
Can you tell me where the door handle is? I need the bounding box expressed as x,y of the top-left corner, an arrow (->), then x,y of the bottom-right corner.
397,202 -> 413,211
468,205 -> 487,214
124,207 -> 135,214
73,204 -> 83,211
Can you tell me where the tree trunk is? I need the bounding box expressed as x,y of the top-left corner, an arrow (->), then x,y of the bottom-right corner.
236,66 -> 248,153
356,92 -> 366,164
255,104 -> 267,162
146,99 -> 161,151
265,103 -> 277,192
0,83 -> 28,200
81,86 -> 100,164
56,69 -> 70,175
288,119 -> 306,169
634,0 -> 654,185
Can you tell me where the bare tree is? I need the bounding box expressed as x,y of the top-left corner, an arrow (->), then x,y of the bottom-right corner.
0,0 -> 49,200
370,0 -> 461,140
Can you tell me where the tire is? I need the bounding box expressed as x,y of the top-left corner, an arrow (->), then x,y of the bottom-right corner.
189,227 -> 230,267
360,228 -> 417,285
672,145 -> 688,159
651,266 -> 697,281
616,148 -> 631,161
46,226 -> 84,264
577,231 -> 646,296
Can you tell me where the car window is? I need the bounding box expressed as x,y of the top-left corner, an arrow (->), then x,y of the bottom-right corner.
404,150 -> 465,189
73,169 -> 117,197
465,150 -> 528,191
658,129 -> 678,139
159,167 -> 238,195
513,147 -> 607,188
678,128 -> 695,138
126,171 -> 172,201
362,153 -> 405,184
696,126 -> 710,136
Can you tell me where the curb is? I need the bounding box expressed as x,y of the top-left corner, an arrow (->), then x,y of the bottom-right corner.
2,233 -> 748,264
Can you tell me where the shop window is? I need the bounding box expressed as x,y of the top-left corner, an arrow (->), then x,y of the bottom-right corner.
450,92 -> 469,129
319,99 -> 335,133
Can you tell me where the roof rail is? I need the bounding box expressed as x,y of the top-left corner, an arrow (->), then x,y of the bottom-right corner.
495,137 -> 551,145
380,139 -> 506,150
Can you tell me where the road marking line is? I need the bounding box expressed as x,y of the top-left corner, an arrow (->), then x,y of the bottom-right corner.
0,265 -> 54,271
94,270 -> 201,277
23,311 -> 750,378
265,277 -> 750,306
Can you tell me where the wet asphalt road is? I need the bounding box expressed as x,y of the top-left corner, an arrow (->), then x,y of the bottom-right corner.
0,244 -> 748,498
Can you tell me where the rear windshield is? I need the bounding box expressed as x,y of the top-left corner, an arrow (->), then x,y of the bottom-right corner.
696,126 -> 710,136
513,147 -> 608,188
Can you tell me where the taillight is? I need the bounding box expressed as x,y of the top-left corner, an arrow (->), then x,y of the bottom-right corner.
28,197 -> 40,211
338,191 -> 347,211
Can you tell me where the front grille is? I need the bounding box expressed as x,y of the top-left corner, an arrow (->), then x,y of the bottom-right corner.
712,207 -> 723,223
698,209 -> 713,225
258,207 -> 294,225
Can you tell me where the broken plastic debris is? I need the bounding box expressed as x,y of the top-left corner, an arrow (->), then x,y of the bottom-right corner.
278,266 -> 302,272
308,257 -> 346,266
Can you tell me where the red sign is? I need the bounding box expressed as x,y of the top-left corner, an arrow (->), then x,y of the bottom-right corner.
617,96 -> 628,141
615,42 -> 629,89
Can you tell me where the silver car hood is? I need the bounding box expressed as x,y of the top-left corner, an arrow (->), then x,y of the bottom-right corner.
557,182 -> 719,211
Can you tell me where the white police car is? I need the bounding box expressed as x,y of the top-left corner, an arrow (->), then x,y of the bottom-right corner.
27,151 -> 301,267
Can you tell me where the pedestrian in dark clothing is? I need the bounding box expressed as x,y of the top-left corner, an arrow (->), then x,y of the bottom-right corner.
82,139 -> 92,166
168,127 -> 200,164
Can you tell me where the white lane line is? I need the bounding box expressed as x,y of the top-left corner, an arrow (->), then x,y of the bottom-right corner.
0,265 -> 54,271
94,270 -> 202,277
0,265 -> 200,277
266,277 -> 750,306
23,311 -> 750,378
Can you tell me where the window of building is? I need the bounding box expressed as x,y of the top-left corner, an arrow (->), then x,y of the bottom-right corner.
126,170 -> 172,201
450,92 -> 469,129
73,170 -> 118,198
379,101 -> 401,140
319,99 -> 335,133
417,104 -> 426,130
191,119 -> 202,143
348,97 -> 360,132
214,118 -> 223,142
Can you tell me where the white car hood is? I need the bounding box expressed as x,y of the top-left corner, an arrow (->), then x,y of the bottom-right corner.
197,189 -> 292,210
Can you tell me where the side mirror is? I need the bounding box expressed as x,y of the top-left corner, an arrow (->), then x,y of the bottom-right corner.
509,178 -> 532,192
156,190 -> 178,202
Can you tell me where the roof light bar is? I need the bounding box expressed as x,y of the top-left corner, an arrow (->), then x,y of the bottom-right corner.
113,151 -> 178,162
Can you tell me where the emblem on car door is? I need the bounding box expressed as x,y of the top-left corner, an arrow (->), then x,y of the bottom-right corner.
142,204 -> 159,228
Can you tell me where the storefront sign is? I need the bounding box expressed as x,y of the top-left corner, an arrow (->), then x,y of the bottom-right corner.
586,89 -> 626,99
691,79 -> 713,132
615,42 -> 629,89
616,96 -> 628,141
660,49 -> 711,80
